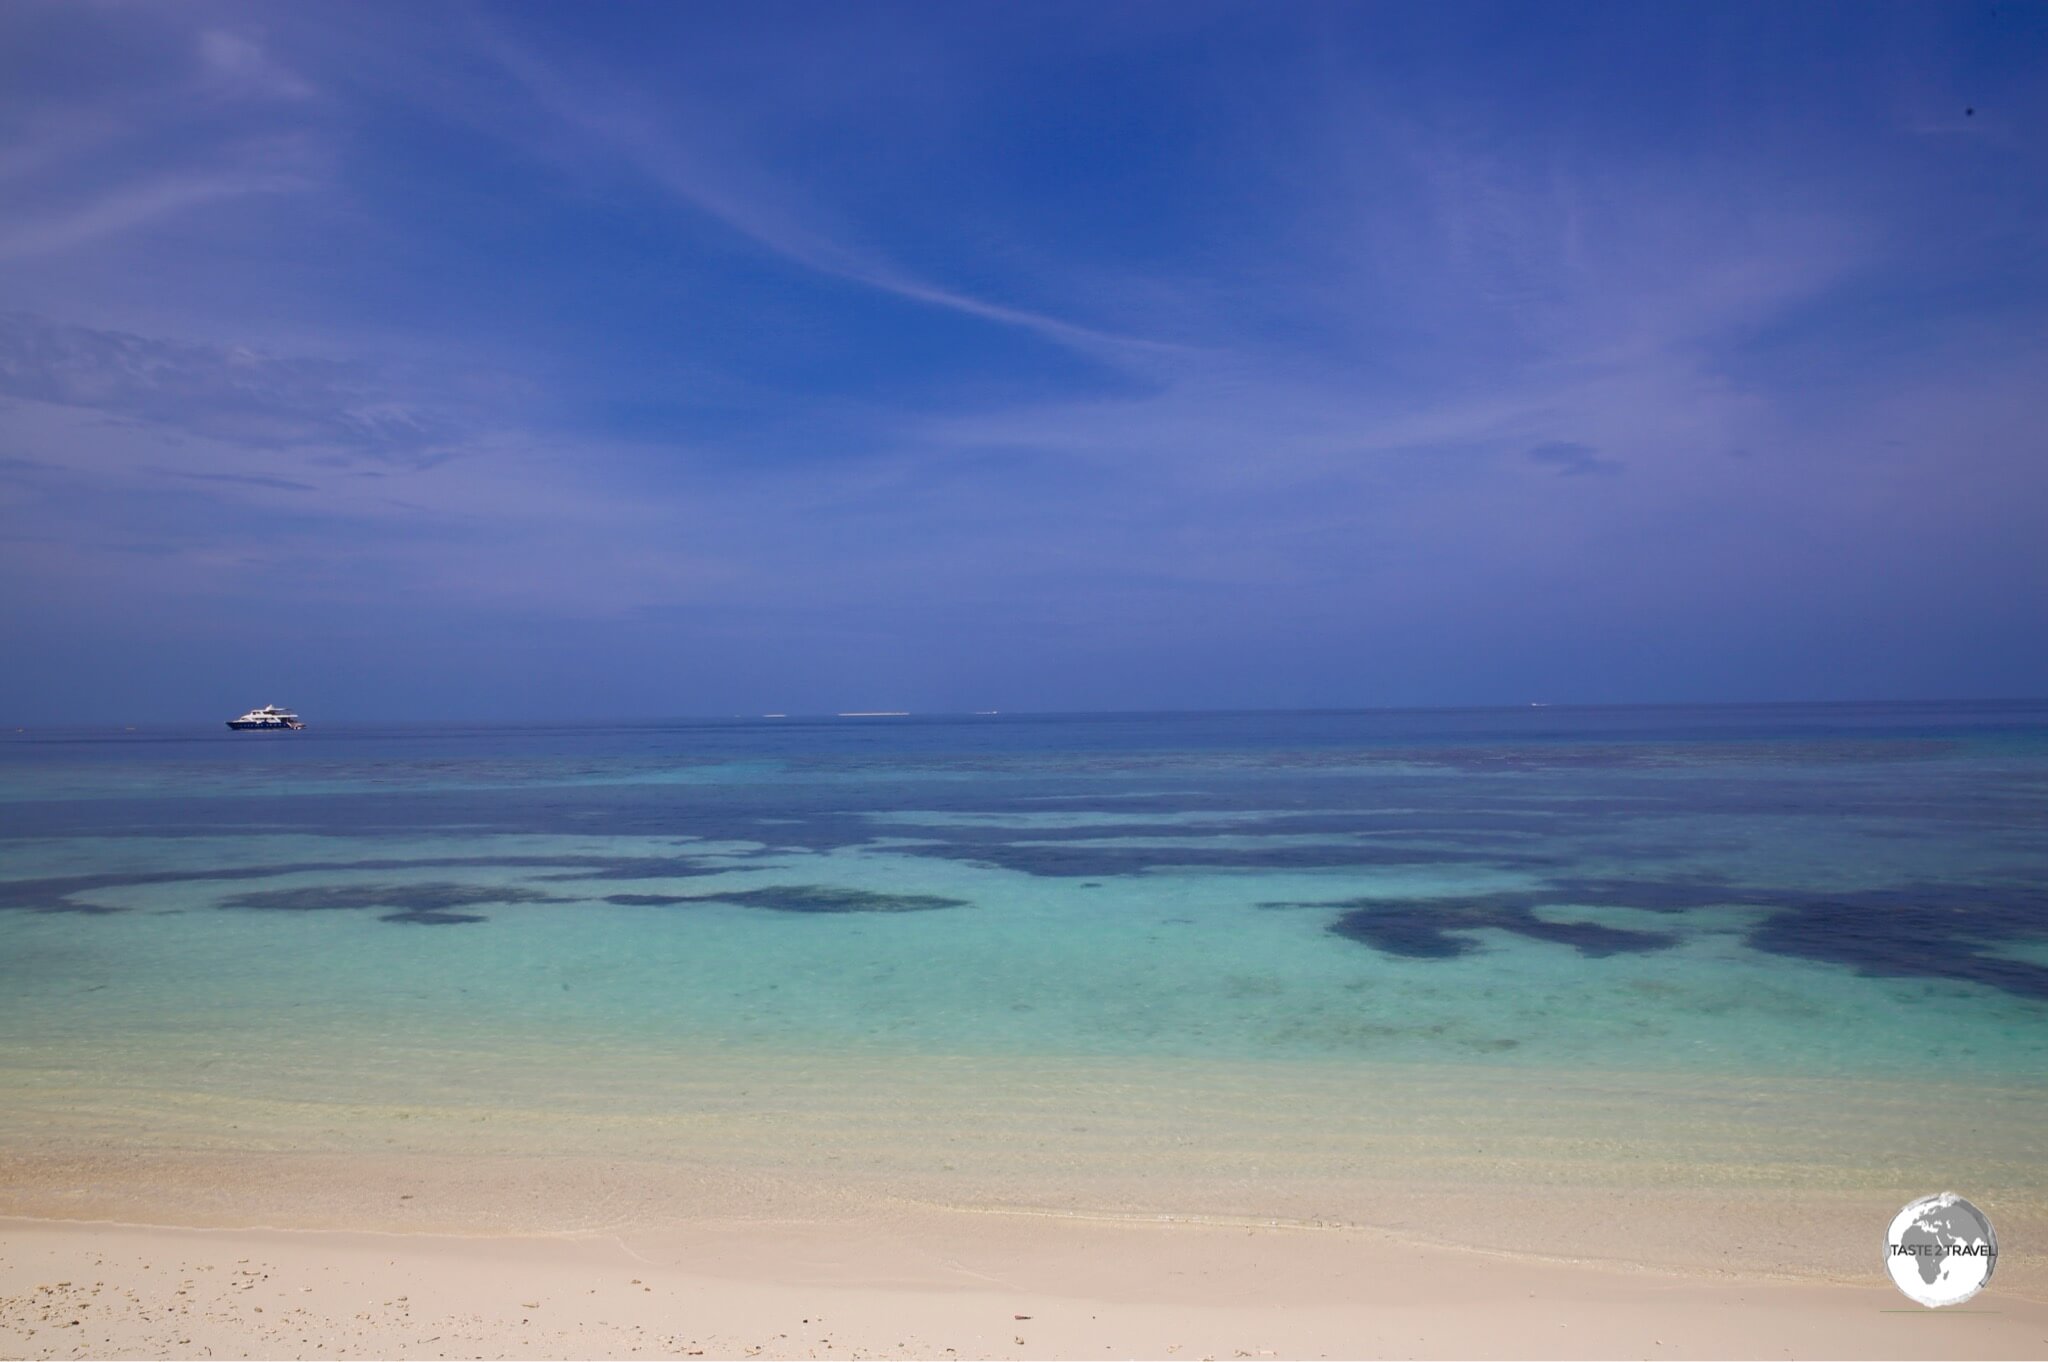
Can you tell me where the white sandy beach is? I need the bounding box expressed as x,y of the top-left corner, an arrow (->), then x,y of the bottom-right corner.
4,1208 -> 2045,1361
4,1129 -> 2046,1362
3,1053 -> 2045,1359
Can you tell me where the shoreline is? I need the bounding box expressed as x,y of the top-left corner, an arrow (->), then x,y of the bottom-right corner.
5,1051 -> 2043,1290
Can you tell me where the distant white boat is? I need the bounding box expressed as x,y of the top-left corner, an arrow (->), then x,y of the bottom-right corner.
227,704 -> 304,731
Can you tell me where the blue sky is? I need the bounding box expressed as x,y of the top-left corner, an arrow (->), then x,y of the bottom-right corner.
2,1 -> 2044,720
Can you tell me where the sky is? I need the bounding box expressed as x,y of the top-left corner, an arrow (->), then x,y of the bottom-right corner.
2,0 -> 2045,721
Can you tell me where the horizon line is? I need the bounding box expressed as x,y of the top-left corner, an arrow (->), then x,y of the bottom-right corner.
7,695 -> 2048,731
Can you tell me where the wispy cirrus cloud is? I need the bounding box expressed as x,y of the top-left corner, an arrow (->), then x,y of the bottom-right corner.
471,17 -> 1178,368
0,313 -> 456,460
0,8 -> 327,269
0,165 -> 308,263
196,30 -> 317,103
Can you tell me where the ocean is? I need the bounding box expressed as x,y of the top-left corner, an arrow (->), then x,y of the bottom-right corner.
3,704 -> 2045,1267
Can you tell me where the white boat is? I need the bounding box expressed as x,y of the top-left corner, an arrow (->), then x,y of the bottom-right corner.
227,704 -> 304,731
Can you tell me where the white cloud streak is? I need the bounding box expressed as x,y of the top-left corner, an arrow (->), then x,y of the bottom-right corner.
0,169 -> 301,263
474,20 -> 1180,368
198,31 -> 317,102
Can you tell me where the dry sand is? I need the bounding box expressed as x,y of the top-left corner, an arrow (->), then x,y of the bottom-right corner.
4,1207 -> 2045,1360
3,1086 -> 2043,1362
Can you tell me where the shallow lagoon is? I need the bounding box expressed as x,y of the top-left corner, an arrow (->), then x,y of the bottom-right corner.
3,704 -> 2045,1257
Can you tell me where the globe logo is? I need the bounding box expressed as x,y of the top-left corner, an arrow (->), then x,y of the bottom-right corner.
1885,1193 -> 1997,1307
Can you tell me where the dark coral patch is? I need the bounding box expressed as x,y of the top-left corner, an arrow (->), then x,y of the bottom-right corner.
1320,892 -> 1681,960
1300,875 -> 2048,1002
0,874 -> 143,914
0,854 -> 721,916
0,886 -> 130,915
597,885 -> 967,913
1506,915 -> 1679,957
684,885 -> 969,914
43,900 -> 128,915
1745,885 -> 2048,1001
220,882 -> 567,914
379,908 -> 488,925
530,857 -> 731,883
1327,904 -> 1478,958
907,840 -> 1558,879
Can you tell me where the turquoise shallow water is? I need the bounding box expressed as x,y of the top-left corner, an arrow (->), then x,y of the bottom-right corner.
2,704 -> 2046,1205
